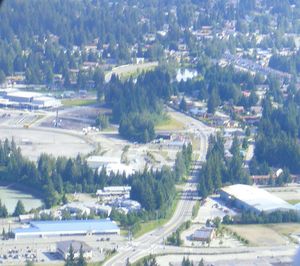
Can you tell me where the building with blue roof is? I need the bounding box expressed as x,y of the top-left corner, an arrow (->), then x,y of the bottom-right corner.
13,219 -> 120,239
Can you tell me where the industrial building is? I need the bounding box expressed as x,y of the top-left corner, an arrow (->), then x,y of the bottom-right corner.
57,240 -> 92,260
0,89 -> 61,109
86,156 -> 136,176
13,219 -> 120,239
220,184 -> 295,214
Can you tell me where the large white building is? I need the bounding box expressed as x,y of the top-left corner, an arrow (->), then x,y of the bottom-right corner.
220,184 -> 295,214
13,219 -> 120,239
0,89 -> 61,109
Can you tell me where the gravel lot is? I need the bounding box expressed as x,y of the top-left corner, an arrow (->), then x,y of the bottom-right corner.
0,127 -> 93,161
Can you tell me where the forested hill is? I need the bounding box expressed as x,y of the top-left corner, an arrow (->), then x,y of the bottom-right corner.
0,0 -> 262,85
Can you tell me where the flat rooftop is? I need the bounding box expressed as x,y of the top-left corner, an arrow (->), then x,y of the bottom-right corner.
221,184 -> 295,213
13,219 -> 120,237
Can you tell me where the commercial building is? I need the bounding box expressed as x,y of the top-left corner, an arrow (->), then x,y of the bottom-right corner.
191,227 -> 215,242
96,186 -> 131,202
110,199 -> 142,214
0,89 -> 61,109
220,184 -> 295,214
13,219 -> 120,239
57,240 -> 92,260
59,202 -> 112,217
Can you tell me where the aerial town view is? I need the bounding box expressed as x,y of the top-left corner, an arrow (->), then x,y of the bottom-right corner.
1,0 -> 300,265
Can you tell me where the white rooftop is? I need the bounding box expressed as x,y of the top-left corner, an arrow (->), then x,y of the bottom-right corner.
221,184 -> 295,213
87,156 -> 120,163
7,91 -> 41,98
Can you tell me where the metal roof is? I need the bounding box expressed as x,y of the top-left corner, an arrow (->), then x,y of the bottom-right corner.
221,184 -> 295,212
13,219 -> 119,236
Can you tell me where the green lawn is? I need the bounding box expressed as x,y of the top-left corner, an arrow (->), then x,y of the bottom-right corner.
287,199 -> 300,205
155,117 -> 185,131
61,98 -> 97,107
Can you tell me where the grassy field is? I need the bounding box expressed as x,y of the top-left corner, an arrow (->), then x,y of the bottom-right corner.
133,195 -> 179,238
105,62 -> 159,82
268,223 -> 300,236
226,224 -> 296,246
61,98 -> 97,107
155,117 -> 185,131
287,199 -> 300,205
119,65 -> 157,80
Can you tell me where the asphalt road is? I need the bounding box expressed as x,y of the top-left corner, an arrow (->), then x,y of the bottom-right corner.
104,111 -> 213,265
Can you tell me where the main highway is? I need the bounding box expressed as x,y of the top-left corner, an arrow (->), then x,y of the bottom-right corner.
104,110 -> 214,265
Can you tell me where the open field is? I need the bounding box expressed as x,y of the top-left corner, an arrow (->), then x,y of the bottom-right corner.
268,223 -> 300,237
61,98 -> 97,107
226,224 -> 291,246
0,127 -> 93,161
287,199 -> 300,204
155,117 -> 185,131
105,62 -> 158,82
266,185 -> 300,202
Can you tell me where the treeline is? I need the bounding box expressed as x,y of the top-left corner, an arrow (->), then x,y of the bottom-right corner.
198,134 -> 249,198
223,210 -> 300,225
253,96 -> 300,173
0,138 -> 192,216
0,138 -> 120,207
104,69 -> 172,142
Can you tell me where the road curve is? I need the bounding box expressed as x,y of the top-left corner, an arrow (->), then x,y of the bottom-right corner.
104,111 -> 212,265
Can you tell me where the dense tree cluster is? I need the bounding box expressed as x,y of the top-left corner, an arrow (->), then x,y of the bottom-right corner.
174,143 -> 193,181
253,96 -> 300,173
182,257 -> 204,266
110,144 -> 192,233
130,144 -> 192,212
105,69 -> 172,142
65,245 -> 87,266
198,134 -> 249,198
13,200 -> 26,217
0,200 -> 8,218
0,138 -> 127,207
223,210 -> 300,225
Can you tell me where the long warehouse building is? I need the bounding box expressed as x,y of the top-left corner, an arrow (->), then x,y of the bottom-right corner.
13,219 -> 120,239
220,184 -> 295,214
